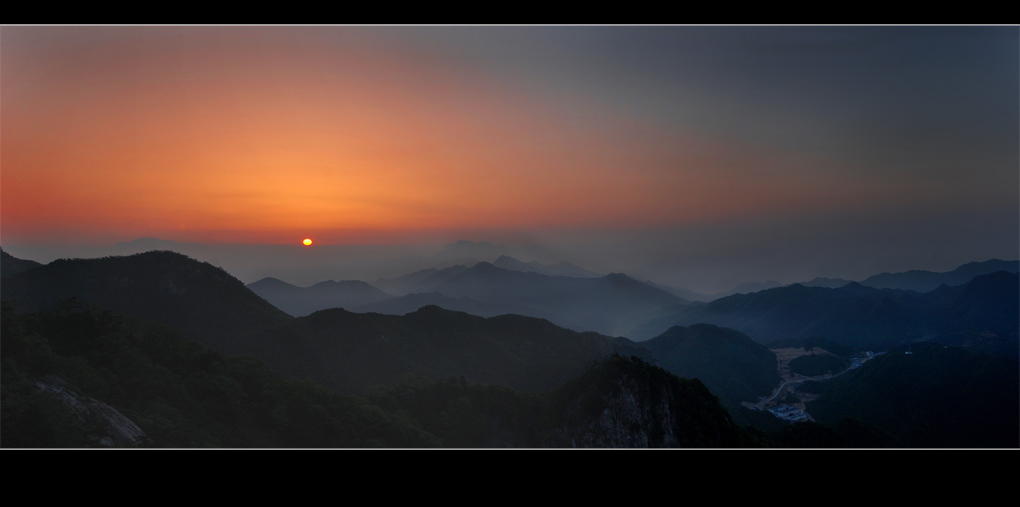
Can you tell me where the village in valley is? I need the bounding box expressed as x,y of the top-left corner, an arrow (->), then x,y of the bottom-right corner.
746,347 -> 884,423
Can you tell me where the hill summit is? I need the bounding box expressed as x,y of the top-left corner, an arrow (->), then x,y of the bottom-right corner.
0,250 -> 292,356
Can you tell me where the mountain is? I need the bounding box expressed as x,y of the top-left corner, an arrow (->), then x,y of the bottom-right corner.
628,273 -> 1019,350
859,259 -> 1019,292
260,305 -> 624,394
375,261 -> 685,336
1,249 -> 42,278
917,271 -> 1020,336
0,302 -> 440,448
492,255 -> 600,278
413,262 -> 685,337
354,292 -> 547,320
708,280 -> 785,299
432,240 -> 560,265
799,277 -> 853,289
373,264 -> 472,295
0,251 -> 292,356
804,343 -> 1019,447
247,277 -> 391,317
639,324 -> 780,408
642,280 -> 712,302
546,355 -> 754,447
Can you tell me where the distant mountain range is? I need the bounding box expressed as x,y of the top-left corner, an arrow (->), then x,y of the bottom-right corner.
372,254 -> 601,293
856,259 -> 1019,292
373,264 -> 472,295
491,255 -> 601,278
700,259 -> 1019,299
395,261 -> 685,337
432,240 -> 562,265
629,272 -> 1019,351
355,292 -> 546,321
247,277 -> 391,317
253,259 -> 684,337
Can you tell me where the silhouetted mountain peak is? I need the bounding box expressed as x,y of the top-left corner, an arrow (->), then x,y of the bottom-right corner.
860,259 -> 1020,292
410,304 -> 447,315
1,250 -> 292,356
462,261 -> 513,278
22,251 -> 239,295
491,255 -> 600,278
1,248 -> 43,278
958,259 -> 1018,271
654,323 -> 757,345
800,277 -> 853,289
602,272 -> 642,286
835,281 -> 883,295
249,277 -> 298,289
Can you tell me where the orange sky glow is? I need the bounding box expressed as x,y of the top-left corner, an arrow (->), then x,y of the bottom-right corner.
1,27 -> 1005,247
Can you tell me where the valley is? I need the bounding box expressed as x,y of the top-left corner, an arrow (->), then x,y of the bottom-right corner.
747,347 -> 881,423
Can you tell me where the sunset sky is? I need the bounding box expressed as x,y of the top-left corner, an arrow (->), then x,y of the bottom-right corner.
2,26 -> 1017,289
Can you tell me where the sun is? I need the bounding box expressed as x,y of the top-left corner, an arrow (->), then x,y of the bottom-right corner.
302,238 -> 313,246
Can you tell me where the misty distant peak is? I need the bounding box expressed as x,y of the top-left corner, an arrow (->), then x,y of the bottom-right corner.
602,273 -> 637,286
248,277 -> 298,289
491,255 -> 601,278
859,258 -> 1019,292
434,240 -> 561,266
469,261 -> 501,272
798,277 -> 853,289
248,275 -> 390,317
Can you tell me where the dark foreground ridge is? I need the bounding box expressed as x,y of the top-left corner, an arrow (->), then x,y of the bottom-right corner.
1,302 -> 762,447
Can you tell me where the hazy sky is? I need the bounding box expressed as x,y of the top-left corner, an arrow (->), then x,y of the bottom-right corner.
2,26 -> 1017,290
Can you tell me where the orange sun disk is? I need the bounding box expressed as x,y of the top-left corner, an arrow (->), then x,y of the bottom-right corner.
302,238 -> 313,246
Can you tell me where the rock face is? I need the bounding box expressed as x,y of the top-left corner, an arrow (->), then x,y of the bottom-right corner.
559,375 -> 681,447
549,356 -> 748,448
33,376 -> 146,447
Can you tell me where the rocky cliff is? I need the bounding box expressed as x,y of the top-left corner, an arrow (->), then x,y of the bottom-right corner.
548,355 -> 751,447
32,375 -> 147,447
